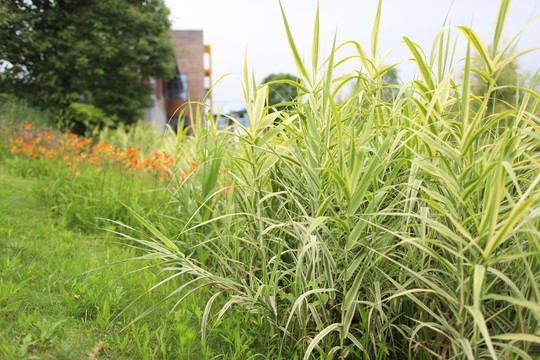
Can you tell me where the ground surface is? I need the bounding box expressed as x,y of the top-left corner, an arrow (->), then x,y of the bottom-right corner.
0,167 -> 206,359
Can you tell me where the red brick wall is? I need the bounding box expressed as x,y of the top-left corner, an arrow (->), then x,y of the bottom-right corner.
167,30 -> 205,128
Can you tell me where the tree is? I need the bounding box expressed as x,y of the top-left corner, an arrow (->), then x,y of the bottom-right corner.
381,66 -> 399,86
379,66 -> 400,102
471,47 -> 526,115
261,73 -> 299,109
0,0 -> 176,131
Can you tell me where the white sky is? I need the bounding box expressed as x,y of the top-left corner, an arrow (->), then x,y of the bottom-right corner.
165,0 -> 540,113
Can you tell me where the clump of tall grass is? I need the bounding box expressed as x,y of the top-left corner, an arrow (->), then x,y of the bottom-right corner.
119,0 -> 539,358
0,94 -> 55,129
98,121 -> 176,155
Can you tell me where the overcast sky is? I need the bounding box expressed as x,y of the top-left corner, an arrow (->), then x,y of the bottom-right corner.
164,0 -> 540,113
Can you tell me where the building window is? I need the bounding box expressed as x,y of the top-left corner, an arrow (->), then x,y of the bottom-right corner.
167,66 -> 188,100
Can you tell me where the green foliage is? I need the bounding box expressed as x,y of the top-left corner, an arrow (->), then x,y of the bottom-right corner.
113,0 -> 540,358
0,94 -> 55,129
0,170 -> 189,358
98,121 -> 174,154
3,147 -> 168,234
63,102 -> 117,138
0,161 -> 267,359
261,73 -> 299,109
2,1 -> 539,358
471,47 -> 525,114
381,66 -> 399,85
0,0 -> 176,130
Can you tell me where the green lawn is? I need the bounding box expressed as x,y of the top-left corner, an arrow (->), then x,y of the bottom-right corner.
0,167 -> 211,359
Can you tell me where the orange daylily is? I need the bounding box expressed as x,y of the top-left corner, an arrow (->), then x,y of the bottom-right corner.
127,147 -> 140,157
7,128 -> 190,181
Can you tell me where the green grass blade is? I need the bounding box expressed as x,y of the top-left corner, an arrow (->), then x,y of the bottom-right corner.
371,0 -> 382,61
312,2 -> 320,83
303,323 -> 341,360
492,0 -> 510,58
403,37 -> 435,90
457,26 -> 494,74
279,1 -> 313,88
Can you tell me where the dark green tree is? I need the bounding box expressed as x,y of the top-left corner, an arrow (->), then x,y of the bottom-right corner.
0,0 -> 176,132
261,73 -> 299,109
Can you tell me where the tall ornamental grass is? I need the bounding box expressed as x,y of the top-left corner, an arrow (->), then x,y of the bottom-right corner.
119,0 -> 539,358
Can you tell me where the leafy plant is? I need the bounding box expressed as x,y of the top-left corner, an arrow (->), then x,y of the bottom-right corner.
63,102 -> 117,137
118,0 -> 540,359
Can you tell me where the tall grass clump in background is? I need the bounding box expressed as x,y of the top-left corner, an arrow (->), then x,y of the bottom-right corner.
119,0 -> 539,358
0,95 -> 55,129
98,121 -> 176,155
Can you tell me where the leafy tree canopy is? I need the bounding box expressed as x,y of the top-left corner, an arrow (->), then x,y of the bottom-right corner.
261,73 -> 299,108
0,0 -> 176,132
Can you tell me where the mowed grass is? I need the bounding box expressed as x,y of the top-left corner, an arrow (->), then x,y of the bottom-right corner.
0,166 -> 220,359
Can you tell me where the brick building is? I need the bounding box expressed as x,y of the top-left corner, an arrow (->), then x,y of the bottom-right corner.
145,30 -> 211,131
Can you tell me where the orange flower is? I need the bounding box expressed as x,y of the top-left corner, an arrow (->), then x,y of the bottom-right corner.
158,166 -> 172,181
127,147 -> 140,157
29,151 -> 40,158
222,183 -> 234,194
142,157 -> 152,167
25,124 -> 32,129
70,171 -> 81,178
190,161 -> 199,169
69,133 -> 78,139
24,135 -> 32,140
131,158 -> 139,168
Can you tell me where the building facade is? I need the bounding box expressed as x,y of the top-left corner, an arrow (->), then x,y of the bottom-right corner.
145,30 -> 212,131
